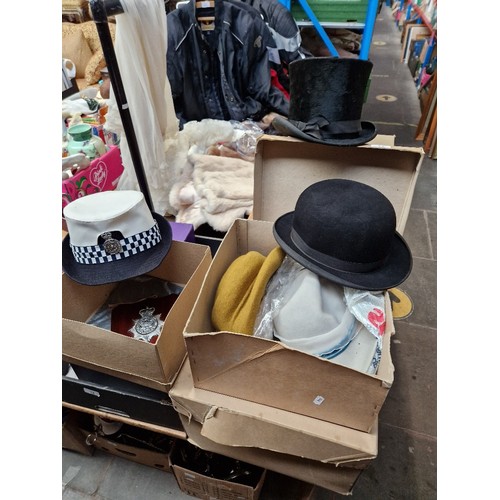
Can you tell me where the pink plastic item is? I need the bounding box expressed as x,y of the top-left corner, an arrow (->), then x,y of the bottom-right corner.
62,146 -> 124,211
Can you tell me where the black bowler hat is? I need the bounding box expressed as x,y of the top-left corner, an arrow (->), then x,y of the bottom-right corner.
62,190 -> 172,286
273,179 -> 412,291
272,57 -> 377,146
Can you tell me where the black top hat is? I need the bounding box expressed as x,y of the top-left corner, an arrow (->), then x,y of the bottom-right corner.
273,179 -> 412,290
272,57 -> 377,146
62,190 -> 172,286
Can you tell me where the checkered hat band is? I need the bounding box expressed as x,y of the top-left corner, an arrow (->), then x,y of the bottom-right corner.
70,222 -> 162,265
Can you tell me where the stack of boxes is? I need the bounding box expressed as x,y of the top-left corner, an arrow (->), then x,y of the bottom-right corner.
62,134 -> 424,497
172,135 -> 423,494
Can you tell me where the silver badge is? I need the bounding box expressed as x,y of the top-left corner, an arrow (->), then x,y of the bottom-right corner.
101,232 -> 122,255
129,307 -> 163,342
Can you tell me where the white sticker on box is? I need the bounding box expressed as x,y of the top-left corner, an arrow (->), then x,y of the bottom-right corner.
313,396 -> 325,406
83,388 -> 100,397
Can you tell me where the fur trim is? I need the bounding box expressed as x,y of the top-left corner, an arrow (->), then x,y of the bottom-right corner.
163,119 -> 257,231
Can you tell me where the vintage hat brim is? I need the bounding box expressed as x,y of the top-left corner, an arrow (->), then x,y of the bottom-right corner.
62,212 -> 172,286
273,211 -> 412,291
330,325 -> 379,373
272,115 -> 377,147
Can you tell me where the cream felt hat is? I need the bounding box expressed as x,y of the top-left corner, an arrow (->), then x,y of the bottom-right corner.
331,324 -> 379,374
273,268 -> 379,373
273,269 -> 358,356
62,190 -> 172,285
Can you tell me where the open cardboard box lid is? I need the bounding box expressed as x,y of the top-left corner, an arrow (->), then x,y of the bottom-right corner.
252,135 -> 423,232
170,358 -> 377,465
179,414 -> 366,496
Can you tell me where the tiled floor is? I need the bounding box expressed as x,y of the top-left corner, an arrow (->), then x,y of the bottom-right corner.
62,5 -> 437,499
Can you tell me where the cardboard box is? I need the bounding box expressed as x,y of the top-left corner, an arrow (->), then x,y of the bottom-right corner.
183,136 -> 424,432
62,409 -> 94,456
62,363 -> 184,431
179,415 -> 365,496
252,136 -> 421,234
170,359 -> 377,466
92,433 -> 172,471
170,439 -> 266,500
62,240 -> 212,392
259,474 -> 336,500
65,409 -> 175,471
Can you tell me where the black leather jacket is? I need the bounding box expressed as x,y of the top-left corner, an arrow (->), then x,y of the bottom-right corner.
166,0 -> 290,128
241,0 -> 309,64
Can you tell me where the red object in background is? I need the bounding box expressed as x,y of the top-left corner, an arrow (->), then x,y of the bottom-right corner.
270,68 -> 290,100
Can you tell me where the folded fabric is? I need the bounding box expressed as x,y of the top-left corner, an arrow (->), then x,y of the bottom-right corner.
170,152 -> 255,231
192,153 -> 254,214
212,246 -> 285,335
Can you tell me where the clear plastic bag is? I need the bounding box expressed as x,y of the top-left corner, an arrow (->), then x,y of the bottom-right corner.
253,255 -> 303,340
344,287 -> 386,338
228,120 -> 265,160
253,257 -> 385,374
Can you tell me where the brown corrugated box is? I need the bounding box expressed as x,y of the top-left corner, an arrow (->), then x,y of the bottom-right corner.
62,240 -> 212,392
183,135 -> 424,432
179,414 -> 365,496
171,359 -> 377,466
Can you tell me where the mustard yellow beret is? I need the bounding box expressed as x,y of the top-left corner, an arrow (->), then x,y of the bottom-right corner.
212,246 -> 285,335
